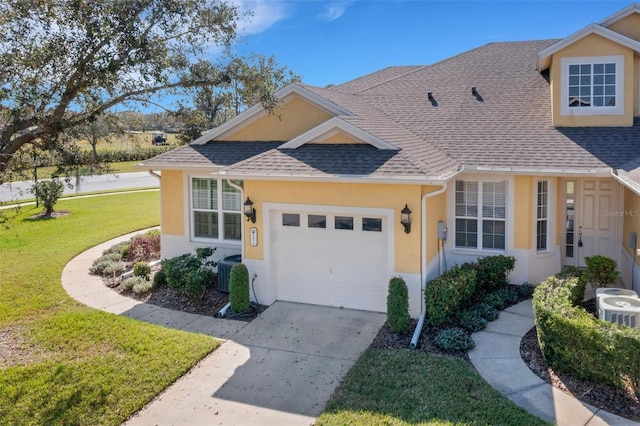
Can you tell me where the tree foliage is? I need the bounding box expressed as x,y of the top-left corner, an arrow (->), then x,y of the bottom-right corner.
0,0 -> 247,176
175,54 -> 300,144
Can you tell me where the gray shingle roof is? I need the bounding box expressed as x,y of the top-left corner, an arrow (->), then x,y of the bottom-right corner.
138,142 -> 281,169
143,39 -> 640,185
222,144 -> 446,180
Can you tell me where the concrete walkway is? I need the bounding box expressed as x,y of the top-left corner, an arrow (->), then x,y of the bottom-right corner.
61,230 -> 386,426
469,300 -> 638,426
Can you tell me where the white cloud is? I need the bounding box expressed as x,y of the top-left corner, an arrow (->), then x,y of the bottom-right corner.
319,1 -> 354,22
231,0 -> 290,35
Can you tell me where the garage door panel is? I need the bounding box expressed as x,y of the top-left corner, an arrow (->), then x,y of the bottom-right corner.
272,209 -> 390,312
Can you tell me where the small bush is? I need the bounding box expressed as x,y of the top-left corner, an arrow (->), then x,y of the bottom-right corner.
434,327 -> 475,351
425,265 -> 476,326
456,309 -> 489,332
103,261 -> 125,277
121,276 -> 141,291
153,267 -> 166,287
90,258 -> 124,276
132,278 -> 154,294
387,277 -> 410,332
160,247 -> 216,299
126,233 -> 161,262
480,292 -> 506,310
473,303 -> 500,321
494,287 -> 519,307
32,178 -> 64,216
584,255 -> 619,288
476,255 -> 516,292
102,241 -> 129,257
133,262 -> 151,278
517,282 -> 536,299
230,263 -> 250,313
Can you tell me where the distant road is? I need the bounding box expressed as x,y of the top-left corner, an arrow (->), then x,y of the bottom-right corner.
0,172 -> 160,203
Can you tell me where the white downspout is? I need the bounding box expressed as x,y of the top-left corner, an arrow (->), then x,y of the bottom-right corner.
226,180 -> 246,261
410,181 -> 450,349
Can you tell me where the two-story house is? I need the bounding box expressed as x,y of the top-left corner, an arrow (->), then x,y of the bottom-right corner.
138,3 -> 640,317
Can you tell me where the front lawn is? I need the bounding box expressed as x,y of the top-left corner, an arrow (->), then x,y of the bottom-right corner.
317,349 -> 549,426
0,192 -> 219,425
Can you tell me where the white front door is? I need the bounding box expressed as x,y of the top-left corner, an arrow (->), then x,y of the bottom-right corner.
563,178 -> 620,267
270,209 -> 391,312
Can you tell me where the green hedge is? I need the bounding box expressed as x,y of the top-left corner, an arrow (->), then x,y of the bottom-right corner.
425,265 -> 476,326
533,275 -> 640,393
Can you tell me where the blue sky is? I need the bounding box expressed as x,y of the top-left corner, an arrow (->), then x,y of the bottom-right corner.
231,0 -> 632,87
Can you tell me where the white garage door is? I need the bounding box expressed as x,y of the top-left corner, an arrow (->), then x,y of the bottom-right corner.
271,209 -> 390,312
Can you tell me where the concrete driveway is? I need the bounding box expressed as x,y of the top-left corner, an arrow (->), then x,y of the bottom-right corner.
124,302 -> 386,426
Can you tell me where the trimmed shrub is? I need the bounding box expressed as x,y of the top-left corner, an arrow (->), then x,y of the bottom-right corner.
160,247 -> 216,299
387,277 -> 410,332
533,275 -> 640,393
102,241 -> 129,257
230,263 -> 250,313
425,265 -> 476,326
434,327 -> 475,351
133,262 -> 151,278
456,309 -> 489,332
584,255 -> 619,288
476,255 -> 516,292
103,261 -> 125,277
480,292 -> 506,310
555,267 -> 588,305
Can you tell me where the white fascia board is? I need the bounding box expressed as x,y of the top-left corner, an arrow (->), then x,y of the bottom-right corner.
466,164 -> 613,176
279,117 -> 398,150
599,3 -> 640,27
537,24 -> 640,71
190,83 -> 353,145
215,171 -> 452,185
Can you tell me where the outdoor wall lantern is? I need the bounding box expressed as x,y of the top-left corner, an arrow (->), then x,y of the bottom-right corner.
244,197 -> 256,223
400,204 -> 412,234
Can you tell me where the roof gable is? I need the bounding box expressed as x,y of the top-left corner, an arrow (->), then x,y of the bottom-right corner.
279,117 -> 398,150
537,23 -> 640,71
599,2 -> 640,27
191,84 -> 353,145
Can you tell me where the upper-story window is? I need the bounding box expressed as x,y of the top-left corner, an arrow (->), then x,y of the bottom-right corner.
561,55 -> 624,116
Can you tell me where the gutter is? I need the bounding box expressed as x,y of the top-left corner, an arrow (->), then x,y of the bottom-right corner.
411,167 -> 463,349
148,170 -> 161,179
611,168 -> 640,197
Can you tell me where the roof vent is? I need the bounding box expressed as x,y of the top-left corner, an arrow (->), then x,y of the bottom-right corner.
471,86 -> 484,102
427,91 -> 437,107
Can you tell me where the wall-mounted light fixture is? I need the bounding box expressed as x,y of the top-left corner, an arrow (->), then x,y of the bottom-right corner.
244,197 -> 256,223
400,204 -> 412,234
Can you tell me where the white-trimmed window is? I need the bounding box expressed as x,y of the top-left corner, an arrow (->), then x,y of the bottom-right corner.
561,55 -> 624,116
191,178 -> 241,241
536,180 -> 548,252
455,180 -> 506,251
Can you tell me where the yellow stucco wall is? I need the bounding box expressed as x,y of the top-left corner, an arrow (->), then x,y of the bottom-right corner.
161,170 -> 185,235
422,187 -> 447,264
550,33 -> 635,127
314,131 -> 366,144
221,95 -> 334,141
514,176 -> 533,250
243,180 -> 433,274
607,13 -> 640,41
623,187 -> 640,259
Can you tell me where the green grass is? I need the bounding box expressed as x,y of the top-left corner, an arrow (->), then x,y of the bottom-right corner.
317,349 -> 549,426
32,160 -> 144,179
0,192 -> 219,425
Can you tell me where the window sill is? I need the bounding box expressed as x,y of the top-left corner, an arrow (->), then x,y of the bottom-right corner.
450,248 -> 507,256
190,238 -> 242,248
